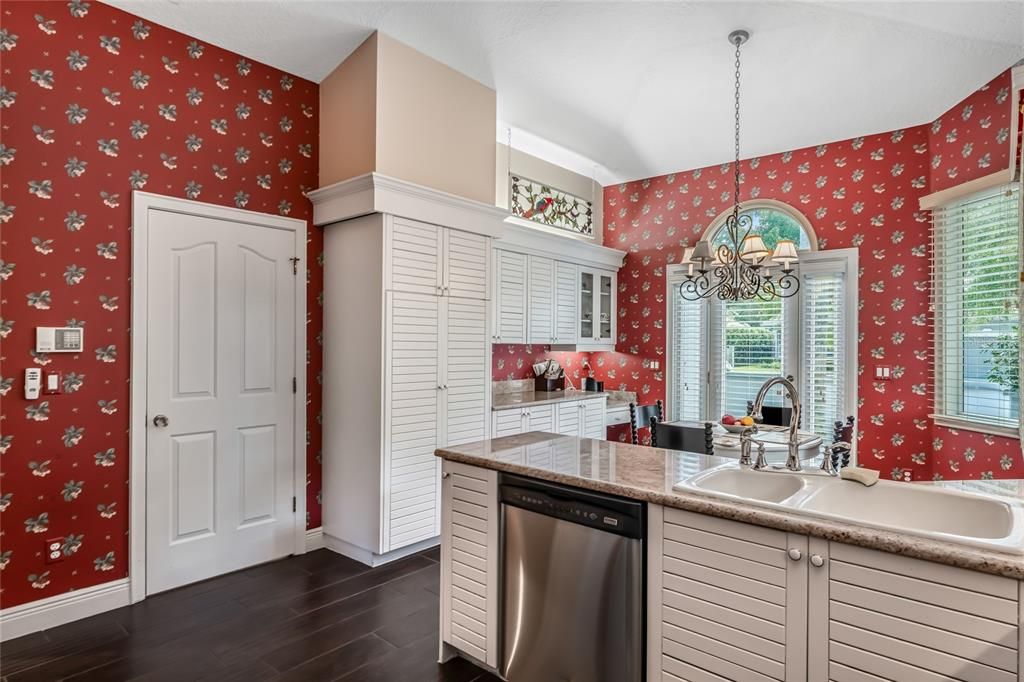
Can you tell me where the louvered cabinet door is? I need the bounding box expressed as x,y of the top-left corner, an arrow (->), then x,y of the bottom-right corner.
808,540 -> 1019,682
444,229 -> 489,300
526,404 -> 555,433
383,291 -> 440,552
494,250 -> 527,343
654,508 -> 807,682
443,297 -> 488,447
555,401 -> 581,437
492,408 -> 525,437
441,460 -> 499,667
581,398 -> 606,440
387,218 -> 443,296
527,255 -> 555,344
553,261 -> 578,344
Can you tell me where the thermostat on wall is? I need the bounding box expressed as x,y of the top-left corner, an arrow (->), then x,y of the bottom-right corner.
36,327 -> 84,353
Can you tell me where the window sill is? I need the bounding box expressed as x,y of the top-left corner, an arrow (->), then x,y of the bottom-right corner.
930,415 -> 1020,440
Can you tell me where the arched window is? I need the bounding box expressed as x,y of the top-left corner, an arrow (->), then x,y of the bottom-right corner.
706,200 -> 817,253
669,200 -> 856,458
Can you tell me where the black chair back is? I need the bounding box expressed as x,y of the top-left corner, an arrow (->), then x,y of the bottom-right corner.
746,400 -> 797,428
650,419 -> 714,455
830,415 -> 856,469
628,400 -> 664,444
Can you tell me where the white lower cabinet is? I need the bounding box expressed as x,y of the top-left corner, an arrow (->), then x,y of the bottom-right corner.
490,397 -> 606,440
649,506 -> 1021,682
807,539 -> 1019,682
440,459 -> 499,667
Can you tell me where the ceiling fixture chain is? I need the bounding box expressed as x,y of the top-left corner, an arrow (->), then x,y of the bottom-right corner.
679,29 -> 801,302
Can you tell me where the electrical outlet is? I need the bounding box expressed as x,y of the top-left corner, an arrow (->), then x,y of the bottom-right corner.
45,537 -> 63,563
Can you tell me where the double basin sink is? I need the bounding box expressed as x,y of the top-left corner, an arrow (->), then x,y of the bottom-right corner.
674,464 -> 1024,554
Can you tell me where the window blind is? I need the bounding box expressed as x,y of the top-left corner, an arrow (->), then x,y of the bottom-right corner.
932,183 -> 1021,429
801,270 -> 846,443
710,296 -> 788,418
670,290 -> 705,422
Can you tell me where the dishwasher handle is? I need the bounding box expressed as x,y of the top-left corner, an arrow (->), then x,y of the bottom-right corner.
499,474 -> 644,540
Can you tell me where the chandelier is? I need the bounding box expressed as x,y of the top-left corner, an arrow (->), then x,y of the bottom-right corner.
679,30 -> 800,302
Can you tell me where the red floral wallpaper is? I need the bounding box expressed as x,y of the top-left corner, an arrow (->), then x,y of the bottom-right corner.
598,68 -> 1021,483
492,344 -> 592,384
0,1 -> 322,609
928,70 -> 1014,194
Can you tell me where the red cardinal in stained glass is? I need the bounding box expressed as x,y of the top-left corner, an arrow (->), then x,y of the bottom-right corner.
523,196 -> 554,219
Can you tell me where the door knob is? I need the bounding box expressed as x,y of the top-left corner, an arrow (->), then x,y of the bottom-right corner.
787,548 -> 802,561
153,414 -> 169,428
809,554 -> 825,568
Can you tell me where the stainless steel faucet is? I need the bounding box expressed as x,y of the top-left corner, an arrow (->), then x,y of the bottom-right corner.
739,429 -> 769,470
751,376 -> 802,471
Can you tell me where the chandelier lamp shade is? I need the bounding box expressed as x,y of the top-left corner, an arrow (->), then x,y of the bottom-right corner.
679,30 -> 801,302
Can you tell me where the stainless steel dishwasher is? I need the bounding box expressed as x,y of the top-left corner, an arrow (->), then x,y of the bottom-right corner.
499,473 -> 644,682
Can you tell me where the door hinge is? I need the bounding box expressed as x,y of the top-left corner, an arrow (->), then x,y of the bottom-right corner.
292,496 -> 297,513
290,257 -> 300,275
292,377 -> 297,394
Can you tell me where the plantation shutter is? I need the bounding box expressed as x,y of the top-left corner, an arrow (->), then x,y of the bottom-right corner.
800,268 -> 847,444
932,182 -> 1021,430
670,287 -> 706,421
709,296 -> 788,419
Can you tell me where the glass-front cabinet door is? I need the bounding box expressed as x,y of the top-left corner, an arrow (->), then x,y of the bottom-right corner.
579,270 -> 594,341
598,272 -> 613,343
577,267 -> 616,349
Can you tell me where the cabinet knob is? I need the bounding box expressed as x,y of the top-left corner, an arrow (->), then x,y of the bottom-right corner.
441,471 -> 450,479
787,548 -> 803,562
809,554 -> 825,568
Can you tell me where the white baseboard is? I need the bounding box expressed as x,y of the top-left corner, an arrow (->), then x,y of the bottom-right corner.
0,578 -> 130,642
305,527 -> 324,551
323,533 -> 439,567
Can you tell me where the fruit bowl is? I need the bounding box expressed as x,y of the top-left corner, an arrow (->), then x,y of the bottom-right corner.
721,423 -> 752,434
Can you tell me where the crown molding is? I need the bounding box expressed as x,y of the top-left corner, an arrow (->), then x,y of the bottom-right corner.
308,173 -> 508,237
497,217 -> 626,271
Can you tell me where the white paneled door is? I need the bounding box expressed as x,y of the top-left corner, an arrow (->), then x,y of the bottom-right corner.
145,210 -> 296,594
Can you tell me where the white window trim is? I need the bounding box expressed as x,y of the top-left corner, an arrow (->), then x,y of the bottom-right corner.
665,247 -> 858,452
930,182 -> 1021,438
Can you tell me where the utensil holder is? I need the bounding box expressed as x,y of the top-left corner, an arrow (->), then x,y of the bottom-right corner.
534,377 -> 565,392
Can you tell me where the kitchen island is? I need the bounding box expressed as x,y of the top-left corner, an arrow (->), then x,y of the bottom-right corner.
436,431 -> 1024,682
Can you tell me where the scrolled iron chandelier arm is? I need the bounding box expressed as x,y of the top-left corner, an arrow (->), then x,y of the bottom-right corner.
676,29 -> 801,303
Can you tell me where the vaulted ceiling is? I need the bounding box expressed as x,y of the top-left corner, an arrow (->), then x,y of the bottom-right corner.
109,1 -> 1024,183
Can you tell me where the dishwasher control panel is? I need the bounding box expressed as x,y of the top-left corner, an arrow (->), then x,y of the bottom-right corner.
499,474 -> 644,539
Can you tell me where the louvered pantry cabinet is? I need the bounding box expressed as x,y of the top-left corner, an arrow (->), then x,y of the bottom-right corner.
647,506 -> 1021,682
322,213 -> 491,565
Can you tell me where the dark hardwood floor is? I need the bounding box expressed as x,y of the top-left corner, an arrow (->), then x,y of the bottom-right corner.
1,548 -> 500,682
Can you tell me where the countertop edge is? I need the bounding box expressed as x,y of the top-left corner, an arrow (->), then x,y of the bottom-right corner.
491,391 -> 611,411
437,449 -> 1024,580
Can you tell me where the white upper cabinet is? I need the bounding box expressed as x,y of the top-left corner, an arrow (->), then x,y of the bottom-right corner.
527,256 -> 555,344
578,267 -> 616,349
554,260 -> 578,344
388,218 -> 443,296
494,250 -> 527,344
444,229 -> 489,300
388,217 -> 488,300
491,221 -> 626,351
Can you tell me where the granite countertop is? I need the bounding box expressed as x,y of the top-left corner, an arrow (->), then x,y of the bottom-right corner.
436,432 -> 1024,579
492,390 -> 611,410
